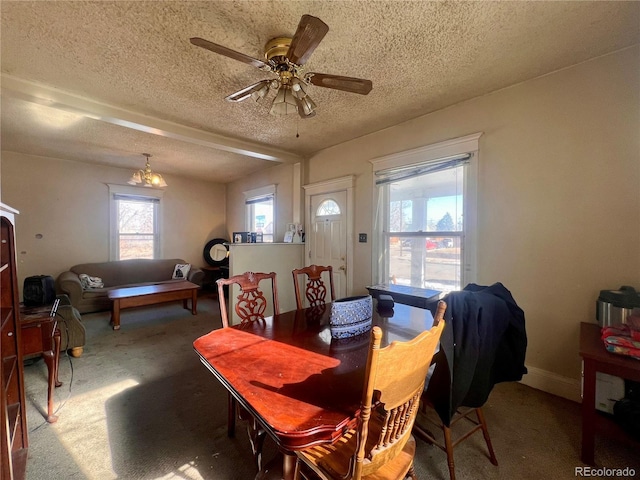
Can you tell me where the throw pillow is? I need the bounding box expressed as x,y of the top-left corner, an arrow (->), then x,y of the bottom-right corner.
172,263 -> 191,280
79,274 -> 104,289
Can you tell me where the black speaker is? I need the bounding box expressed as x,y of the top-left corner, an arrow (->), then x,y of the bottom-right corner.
377,294 -> 395,310
23,275 -> 56,307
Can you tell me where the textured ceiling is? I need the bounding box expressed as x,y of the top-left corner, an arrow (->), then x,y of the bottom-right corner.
1,1 -> 639,184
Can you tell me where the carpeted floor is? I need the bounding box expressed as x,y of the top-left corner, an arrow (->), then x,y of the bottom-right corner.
22,296 -> 640,480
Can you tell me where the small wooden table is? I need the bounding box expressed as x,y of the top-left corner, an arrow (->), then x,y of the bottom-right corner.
20,303 -> 62,423
579,322 -> 640,465
108,281 -> 199,330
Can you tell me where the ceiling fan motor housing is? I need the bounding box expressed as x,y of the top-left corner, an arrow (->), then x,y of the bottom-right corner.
264,37 -> 292,63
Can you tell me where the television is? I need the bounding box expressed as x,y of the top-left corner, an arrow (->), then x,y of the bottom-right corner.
23,275 -> 56,307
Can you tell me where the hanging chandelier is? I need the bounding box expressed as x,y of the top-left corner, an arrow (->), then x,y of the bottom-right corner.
128,153 -> 167,188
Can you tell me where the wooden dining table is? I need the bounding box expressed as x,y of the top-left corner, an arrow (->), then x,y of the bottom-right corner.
193,301 -> 435,480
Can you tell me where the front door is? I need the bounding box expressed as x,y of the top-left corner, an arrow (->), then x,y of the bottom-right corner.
309,191 -> 347,299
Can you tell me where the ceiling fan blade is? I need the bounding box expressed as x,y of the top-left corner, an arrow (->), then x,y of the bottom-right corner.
306,73 -> 373,95
190,37 -> 271,71
286,15 -> 329,66
225,80 -> 272,102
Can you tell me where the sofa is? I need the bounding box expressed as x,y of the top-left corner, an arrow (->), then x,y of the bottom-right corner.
56,258 -> 204,314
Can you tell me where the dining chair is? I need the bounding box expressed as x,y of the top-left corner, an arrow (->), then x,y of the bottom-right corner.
294,300 -> 447,480
216,271 -> 280,328
292,264 -> 336,309
215,271 -> 280,470
413,405 -> 496,480
413,284 -> 527,480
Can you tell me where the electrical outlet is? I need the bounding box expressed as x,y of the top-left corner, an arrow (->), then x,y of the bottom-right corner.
359,233 -> 367,243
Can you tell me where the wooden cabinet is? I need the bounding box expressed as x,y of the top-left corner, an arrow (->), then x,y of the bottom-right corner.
1,203 -> 27,480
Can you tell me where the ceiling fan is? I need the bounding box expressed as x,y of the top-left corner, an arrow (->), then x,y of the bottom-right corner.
190,14 -> 372,118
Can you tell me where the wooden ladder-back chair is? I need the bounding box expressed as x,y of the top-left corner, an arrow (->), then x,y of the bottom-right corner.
295,301 -> 447,480
292,264 -> 336,310
215,271 -> 280,471
412,285 -> 526,480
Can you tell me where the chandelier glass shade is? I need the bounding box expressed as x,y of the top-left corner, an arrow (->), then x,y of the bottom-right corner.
128,153 -> 167,188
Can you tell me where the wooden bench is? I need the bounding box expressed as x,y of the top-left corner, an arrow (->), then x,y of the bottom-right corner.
108,281 -> 199,330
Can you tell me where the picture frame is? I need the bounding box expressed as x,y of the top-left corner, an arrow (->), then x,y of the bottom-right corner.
233,231 -> 249,243
284,223 -> 296,243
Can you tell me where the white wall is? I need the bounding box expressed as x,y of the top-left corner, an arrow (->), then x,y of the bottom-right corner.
224,161 -> 299,243
226,46 -> 640,400
0,152 -> 227,293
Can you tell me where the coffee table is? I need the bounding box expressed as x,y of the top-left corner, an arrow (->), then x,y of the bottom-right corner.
108,281 -> 199,330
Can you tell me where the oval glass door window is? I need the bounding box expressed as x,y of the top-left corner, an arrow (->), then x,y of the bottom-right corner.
316,199 -> 341,216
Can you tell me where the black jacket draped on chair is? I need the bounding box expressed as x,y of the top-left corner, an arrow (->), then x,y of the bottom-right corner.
426,282 -> 528,426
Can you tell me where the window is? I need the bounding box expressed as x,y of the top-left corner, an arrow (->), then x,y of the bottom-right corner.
371,134 -> 480,293
316,199 -> 341,216
109,184 -> 163,260
244,185 -> 276,243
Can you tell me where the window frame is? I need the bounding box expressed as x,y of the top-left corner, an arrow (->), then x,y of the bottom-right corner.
370,133 -> 482,290
108,184 -> 164,261
244,184 -> 276,243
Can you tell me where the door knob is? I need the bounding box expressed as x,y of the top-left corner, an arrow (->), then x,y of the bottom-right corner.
339,265 -> 346,271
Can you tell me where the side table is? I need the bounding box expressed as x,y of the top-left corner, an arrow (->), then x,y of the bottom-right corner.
579,322 -> 640,465
366,284 -> 442,310
202,265 -> 229,295
19,303 -> 62,423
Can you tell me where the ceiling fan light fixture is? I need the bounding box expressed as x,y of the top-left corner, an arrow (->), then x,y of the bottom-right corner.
270,86 -> 298,116
290,77 -> 308,100
226,80 -> 273,103
250,83 -> 270,102
295,95 -> 317,117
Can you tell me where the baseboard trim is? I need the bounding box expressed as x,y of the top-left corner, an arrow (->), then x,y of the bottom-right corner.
519,366 -> 582,403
